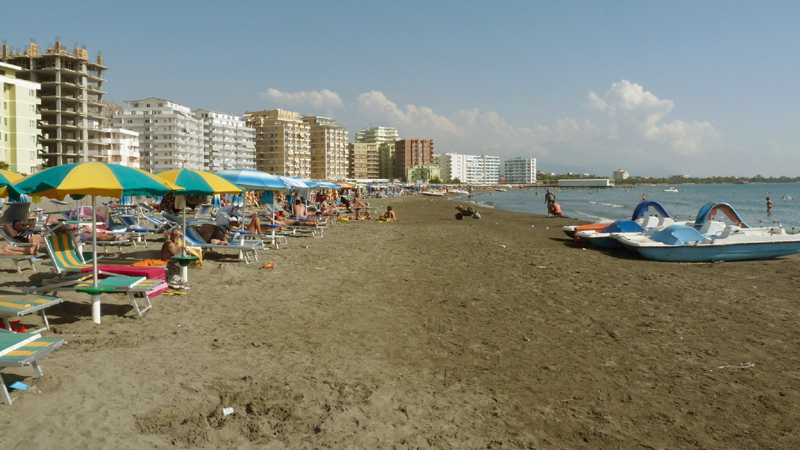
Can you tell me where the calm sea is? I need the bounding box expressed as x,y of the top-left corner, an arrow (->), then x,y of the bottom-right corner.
457,184 -> 800,230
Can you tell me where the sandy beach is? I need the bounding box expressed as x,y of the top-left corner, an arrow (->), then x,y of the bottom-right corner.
1,194 -> 799,449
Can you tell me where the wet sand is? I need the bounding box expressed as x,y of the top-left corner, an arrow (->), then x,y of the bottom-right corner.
1,195 -> 799,449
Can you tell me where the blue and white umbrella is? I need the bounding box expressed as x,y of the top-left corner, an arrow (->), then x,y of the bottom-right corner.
216,168 -> 287,191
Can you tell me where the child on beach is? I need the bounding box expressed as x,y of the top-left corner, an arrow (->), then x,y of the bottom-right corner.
379,206 -> 397,222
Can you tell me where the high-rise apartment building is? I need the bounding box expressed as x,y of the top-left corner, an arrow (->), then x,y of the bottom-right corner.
0,62 -> 42,174
356,126 -> 398,179
438,152 -> 500,184
303,116 -> 348,180
394,139 -> 434,181
114,98 -> 204,172
348,142 -> 379,179
194,110 -> 255,171
245,109 -> 311,177
88,125 -> 140,168
1,40 -> 106,167
504,157 -> 537,184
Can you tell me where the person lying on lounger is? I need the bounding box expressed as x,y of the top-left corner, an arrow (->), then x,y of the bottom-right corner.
5,219 -> 45,248
76,225 -> 130,243
0,243 -> 39,256
196,224 -> 229,245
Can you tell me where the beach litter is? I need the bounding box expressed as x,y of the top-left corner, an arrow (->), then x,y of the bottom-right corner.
499,245 -> 506,248
10,381 -> 29,391
222,407 -> 234,416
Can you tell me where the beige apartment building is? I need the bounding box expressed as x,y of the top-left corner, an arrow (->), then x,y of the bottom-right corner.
0,62 -> 42,174
1,39 -> 106,168
302,116 -> 348,180
245,109 -> 310,177
348,142 -> 379,179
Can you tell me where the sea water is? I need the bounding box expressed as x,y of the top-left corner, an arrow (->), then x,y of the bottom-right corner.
458,184 -> 800,229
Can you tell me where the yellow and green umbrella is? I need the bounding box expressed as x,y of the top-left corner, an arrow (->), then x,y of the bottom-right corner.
154,168 -> 243,263
15,162 -> 182,200
155,168 -> 243,196
16,162 -> 182,324
0,169 -> 25,199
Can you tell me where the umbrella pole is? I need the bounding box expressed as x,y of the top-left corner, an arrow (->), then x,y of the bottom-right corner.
91,196 -> 101,323
182,204 -> 187,258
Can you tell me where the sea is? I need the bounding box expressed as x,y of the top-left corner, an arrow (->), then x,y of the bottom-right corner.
455,184 -> 800,230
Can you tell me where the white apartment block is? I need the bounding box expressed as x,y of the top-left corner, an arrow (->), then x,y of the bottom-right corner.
114,98 -> 204,172
88,124 -> 140,168
0,62 -> 42,174
504,157 -> 537,184
612,169 -> 629,180
194,110 -> 255,171
245,109 -> 311,177
303,116 -> 348,180
439,153 -> 500,184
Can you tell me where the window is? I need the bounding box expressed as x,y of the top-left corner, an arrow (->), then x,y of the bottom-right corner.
29,105 -> 35,112
30,136 -> 36,143
29,89 -> 34,97
30,120 -> 35,128
30,151 -> 35,160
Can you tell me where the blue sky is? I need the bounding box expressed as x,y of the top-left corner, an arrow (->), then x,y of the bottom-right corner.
4,1 -> 800,177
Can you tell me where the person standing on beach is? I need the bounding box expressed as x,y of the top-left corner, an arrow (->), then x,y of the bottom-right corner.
767,197 -> 773,213
544,189 -> 556,216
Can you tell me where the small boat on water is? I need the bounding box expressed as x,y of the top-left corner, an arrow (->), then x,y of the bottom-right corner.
494,188 -> 508,192
422,191 -> 445,197
448,189 -> 470,195
664,187 -> 679,193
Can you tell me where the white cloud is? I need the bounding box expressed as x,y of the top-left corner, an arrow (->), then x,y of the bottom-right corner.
355,91 -> 461,134
337,82 -> 721,175
587,80 -> 720,156
259,88 -> 343,109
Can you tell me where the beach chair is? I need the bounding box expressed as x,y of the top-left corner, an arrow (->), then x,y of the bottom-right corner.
42,234 -> 140,274
0,332 -> 66,405
194,204 -> 214,221
0,291 -> 63,334
25,273 -> 167,319
0,228 -> 42,274
185,227 -> 262,264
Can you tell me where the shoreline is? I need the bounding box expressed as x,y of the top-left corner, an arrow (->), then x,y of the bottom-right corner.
1,195 -> 798,448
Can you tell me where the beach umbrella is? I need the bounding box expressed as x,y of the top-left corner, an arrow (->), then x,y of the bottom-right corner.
316,181 -> 340,189
154,168 -> 243,276
0,169 -> 25,200
215,168 -> 287,191
16,162 -> 181,324
292,177 -> 319,188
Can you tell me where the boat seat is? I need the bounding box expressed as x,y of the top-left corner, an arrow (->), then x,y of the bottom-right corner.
699,221 -> 726,236
719,225 -> 742,239
641,216 -> 660,229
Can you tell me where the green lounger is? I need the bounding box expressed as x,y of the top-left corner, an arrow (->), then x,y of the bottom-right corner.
0,335 -> 65,405
0,290 -> 63,334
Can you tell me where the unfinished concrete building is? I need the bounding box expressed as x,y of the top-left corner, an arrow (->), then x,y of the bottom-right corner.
1,39 -> 107,168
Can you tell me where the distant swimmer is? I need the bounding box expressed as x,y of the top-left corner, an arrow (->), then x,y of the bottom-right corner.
767,197 -> 773,213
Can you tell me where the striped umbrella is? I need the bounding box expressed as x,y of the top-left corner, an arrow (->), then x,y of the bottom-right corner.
154,168 -> 244,264
0,169 -> 25,200
215,168 -> 287,191
15,162 -> 182,324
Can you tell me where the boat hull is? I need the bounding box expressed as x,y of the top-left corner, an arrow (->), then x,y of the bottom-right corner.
628,242 -> 800,262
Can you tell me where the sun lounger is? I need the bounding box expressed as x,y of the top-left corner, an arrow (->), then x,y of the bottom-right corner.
0,291 -> 63,334
185,227 -> 262,264
0,333 -> 65,405
26,274 -> 167,318
43,234 -> 140,274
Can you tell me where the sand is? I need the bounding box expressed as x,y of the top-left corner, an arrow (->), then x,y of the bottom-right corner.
1,195 -> 799,449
